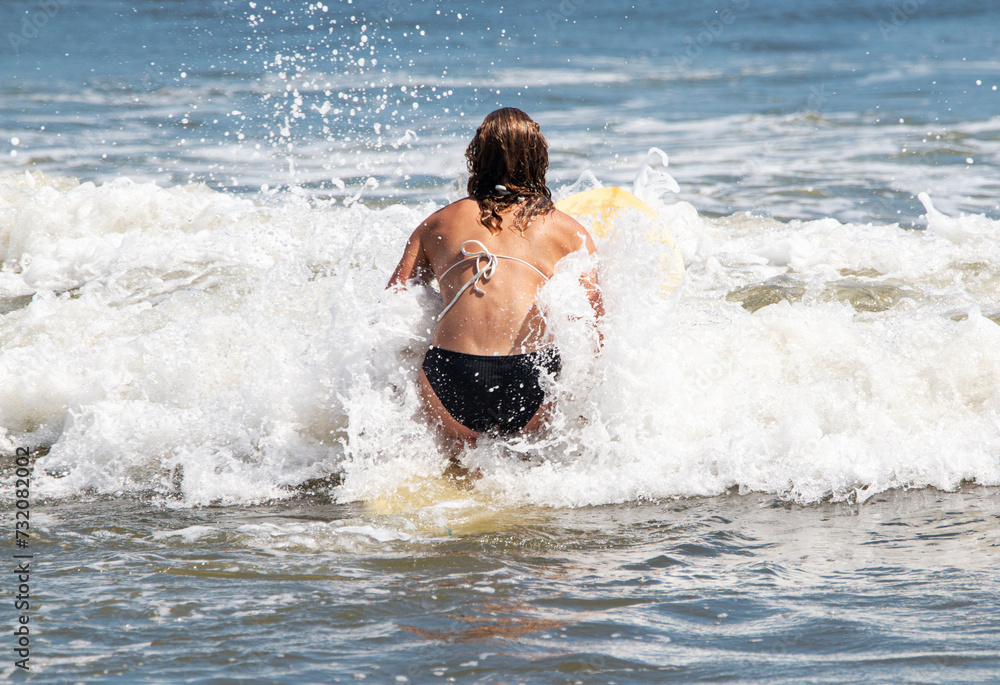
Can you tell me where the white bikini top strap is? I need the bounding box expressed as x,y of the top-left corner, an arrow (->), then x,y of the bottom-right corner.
437,240 -> 548,320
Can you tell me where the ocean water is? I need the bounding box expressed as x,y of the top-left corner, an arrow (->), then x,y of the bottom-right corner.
1,0 -> 1000,682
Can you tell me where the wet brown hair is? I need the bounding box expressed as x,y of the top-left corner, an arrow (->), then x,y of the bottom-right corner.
465,108 -> 554,235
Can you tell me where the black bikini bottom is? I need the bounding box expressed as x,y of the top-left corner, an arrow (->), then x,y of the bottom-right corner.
421,347 -> 562,435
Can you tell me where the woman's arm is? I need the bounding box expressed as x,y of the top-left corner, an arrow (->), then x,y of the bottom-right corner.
386,224 -> 432,289
579,230 -> 605,322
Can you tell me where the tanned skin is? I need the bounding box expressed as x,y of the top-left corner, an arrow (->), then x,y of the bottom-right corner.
388,197 -> 603,456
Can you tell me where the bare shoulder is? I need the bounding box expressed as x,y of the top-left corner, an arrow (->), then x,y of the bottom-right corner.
418,197 -> 478,235
429,197 -> 478,221
547,208 -> 597,255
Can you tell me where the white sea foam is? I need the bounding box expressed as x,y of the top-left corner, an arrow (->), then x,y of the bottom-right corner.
152,525 -> 219,543
1,168 -> 998,508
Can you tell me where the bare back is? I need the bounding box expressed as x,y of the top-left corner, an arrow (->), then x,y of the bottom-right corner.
388,198 -> 598,356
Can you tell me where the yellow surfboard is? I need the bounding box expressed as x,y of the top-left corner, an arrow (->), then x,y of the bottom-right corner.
555,186 -> 684,295
364,474 -> 551,537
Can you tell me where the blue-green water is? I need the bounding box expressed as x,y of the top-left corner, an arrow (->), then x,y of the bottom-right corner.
2,1 -> 1000,681
20,488 -> 1000,682
2,0 -> 998,222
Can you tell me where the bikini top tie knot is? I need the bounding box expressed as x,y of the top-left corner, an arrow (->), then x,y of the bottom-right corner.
452,240 -> 498,297
437,239 -> 548,320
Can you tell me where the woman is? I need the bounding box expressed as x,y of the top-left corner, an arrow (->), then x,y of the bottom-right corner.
387,108 -> 603,450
